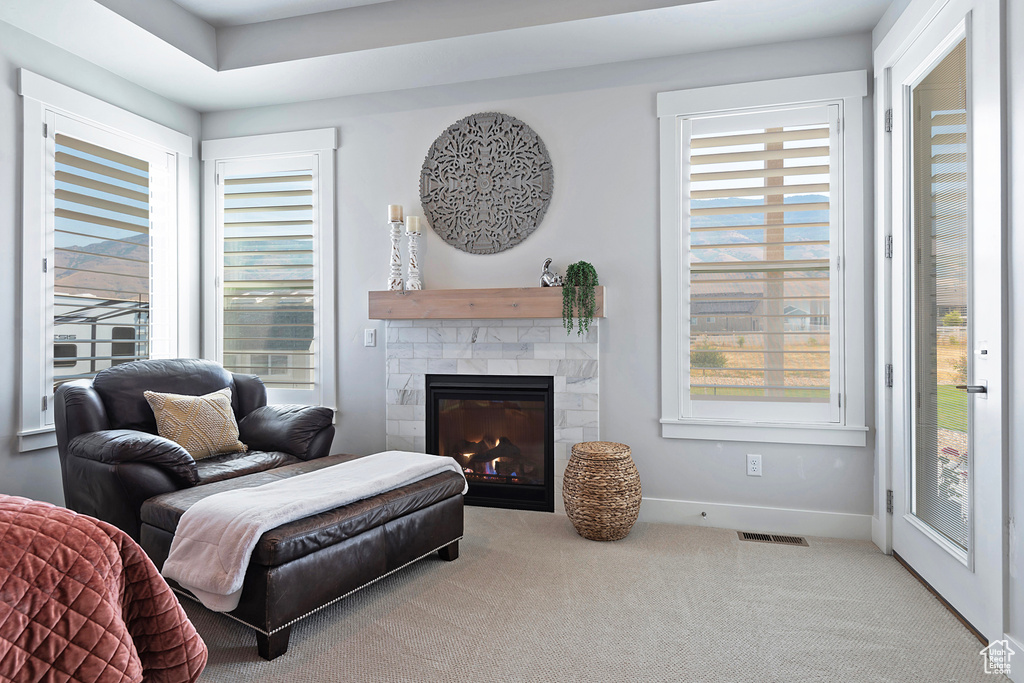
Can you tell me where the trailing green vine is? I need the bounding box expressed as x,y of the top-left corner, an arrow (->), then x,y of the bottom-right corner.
562,261 -> 599,336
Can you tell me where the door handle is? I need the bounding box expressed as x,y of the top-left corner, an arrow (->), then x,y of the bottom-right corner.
955,384 -> 987,394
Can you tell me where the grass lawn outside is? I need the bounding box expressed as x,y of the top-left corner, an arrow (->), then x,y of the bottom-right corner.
691,384 -> 968,431
937,384 -> 968,432
688,334 -> 970,431
691,387 -> 830,400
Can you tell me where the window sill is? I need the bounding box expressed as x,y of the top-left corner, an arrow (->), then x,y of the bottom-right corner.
18,427 -> 57,452
660,419 -> 868,447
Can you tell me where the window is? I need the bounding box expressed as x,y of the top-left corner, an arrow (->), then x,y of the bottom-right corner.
202,130 -> 337,408
19,70 -> 191,451
658,72 -> 868,446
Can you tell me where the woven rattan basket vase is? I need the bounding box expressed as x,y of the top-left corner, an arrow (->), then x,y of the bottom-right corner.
562,441 -> 641,541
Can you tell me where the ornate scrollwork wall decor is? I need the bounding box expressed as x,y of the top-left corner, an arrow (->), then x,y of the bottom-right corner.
420,112 -> 554,255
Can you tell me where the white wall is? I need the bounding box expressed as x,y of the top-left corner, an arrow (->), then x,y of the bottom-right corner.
0,20 -> 202,505
203,33 -> 877,531
1007,0 -> 1024,659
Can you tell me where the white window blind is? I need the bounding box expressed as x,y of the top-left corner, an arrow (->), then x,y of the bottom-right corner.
911,39 -> 970,549
53,133 -> 151,386
684,105 -> 841,423
218,159 -> 319,399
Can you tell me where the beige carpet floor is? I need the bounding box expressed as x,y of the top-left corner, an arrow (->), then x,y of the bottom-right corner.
183,507 -> 1000,682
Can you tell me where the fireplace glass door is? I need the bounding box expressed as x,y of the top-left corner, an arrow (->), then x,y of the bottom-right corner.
427,375 -> 554,512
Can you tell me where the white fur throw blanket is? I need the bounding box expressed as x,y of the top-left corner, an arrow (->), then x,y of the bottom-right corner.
162,451 -> 467,612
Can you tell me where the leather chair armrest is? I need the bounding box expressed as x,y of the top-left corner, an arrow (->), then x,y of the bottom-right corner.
238,405 -> 334,460
231,372 -> 268,418
63,456 -> 181,541
67,430 -> 199,486
55,380 -> 111,449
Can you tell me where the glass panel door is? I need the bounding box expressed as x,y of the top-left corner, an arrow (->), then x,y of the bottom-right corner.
911,39 -> 970,549
888,0 -> 1004,643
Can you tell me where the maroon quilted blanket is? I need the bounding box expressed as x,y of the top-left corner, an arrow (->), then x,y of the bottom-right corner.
0,495 -> 207,682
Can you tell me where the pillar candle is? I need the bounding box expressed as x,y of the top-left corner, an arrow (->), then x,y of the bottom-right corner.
406,215 -> 420,233
388,204 -> 403,223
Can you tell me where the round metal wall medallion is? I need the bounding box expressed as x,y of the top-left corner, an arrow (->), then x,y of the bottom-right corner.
420,112 -> 554,255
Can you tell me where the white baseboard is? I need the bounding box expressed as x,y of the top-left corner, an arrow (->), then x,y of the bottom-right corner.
1002,634 -> 1023,682
638,497 -> 873,540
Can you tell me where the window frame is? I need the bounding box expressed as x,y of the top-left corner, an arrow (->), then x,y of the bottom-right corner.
201,129 -> 338,411
658,71 -> 869,447
18,70 -> 192,452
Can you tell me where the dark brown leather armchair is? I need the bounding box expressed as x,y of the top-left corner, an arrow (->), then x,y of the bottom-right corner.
54,358 -> 335,540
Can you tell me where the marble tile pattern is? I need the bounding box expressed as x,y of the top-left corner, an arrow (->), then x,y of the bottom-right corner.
384,318 -> 599,469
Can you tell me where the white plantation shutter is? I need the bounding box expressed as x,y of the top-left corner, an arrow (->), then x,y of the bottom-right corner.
52,133 -> 152,386
217,156 -> 321,403
684,105 -> 841,423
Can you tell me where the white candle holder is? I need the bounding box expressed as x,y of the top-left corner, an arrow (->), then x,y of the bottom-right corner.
388,221 -> 404,291
406,228 -> 422,290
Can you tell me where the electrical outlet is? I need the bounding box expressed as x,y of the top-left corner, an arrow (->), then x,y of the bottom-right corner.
746,454 -> 762,477
364,329 -> 376,347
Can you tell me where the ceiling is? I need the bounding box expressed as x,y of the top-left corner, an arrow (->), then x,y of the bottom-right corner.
170,0 -> 396,28
0,0 -> 891,112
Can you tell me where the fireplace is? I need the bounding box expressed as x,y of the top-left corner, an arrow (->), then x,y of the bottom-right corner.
426,374 -> 554,512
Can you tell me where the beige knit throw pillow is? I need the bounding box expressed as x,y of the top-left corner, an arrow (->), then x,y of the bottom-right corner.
144,387 -> 248,460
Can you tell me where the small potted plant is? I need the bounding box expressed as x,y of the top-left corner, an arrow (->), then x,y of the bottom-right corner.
562,261 -> 599,336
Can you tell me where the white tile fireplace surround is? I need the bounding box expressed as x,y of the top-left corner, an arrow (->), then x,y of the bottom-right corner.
384,317 -> 599,505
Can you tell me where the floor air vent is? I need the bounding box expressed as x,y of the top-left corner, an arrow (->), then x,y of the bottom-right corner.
738,531 -> 809,547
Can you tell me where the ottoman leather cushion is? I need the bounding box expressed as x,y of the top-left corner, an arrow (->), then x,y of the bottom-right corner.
252,473 -> 465,566
141,454 -> 465,567
143,454 -> 351,532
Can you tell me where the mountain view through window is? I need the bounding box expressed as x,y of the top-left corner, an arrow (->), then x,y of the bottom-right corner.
53,134 -> 151,387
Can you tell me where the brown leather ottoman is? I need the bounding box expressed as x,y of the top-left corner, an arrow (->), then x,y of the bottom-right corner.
139,454 -> 465,659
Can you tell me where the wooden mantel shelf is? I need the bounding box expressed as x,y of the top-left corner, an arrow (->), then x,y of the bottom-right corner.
368,286 -> 605,320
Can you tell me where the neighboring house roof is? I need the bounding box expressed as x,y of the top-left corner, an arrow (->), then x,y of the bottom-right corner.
691,294 -> 759,316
